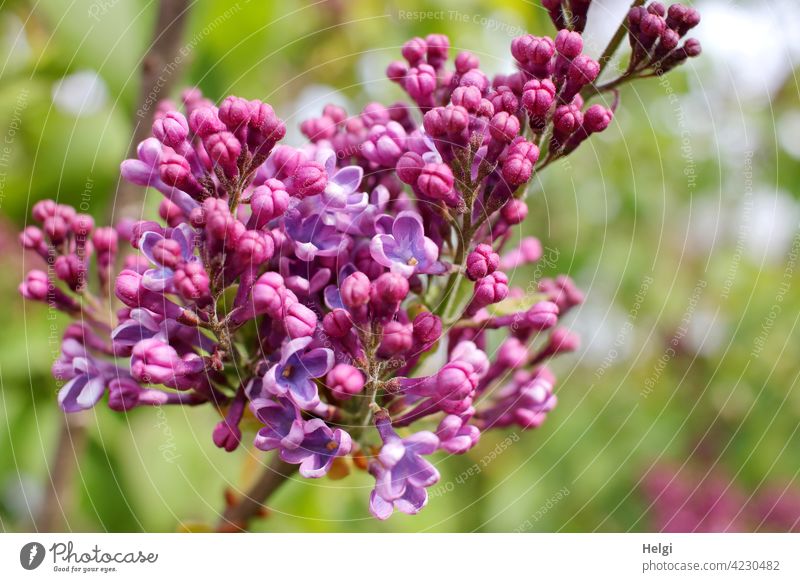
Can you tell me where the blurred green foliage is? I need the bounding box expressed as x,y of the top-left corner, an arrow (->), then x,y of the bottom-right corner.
1,0 -> 799,532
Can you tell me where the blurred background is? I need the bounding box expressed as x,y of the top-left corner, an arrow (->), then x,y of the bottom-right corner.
1,0 -> 800,532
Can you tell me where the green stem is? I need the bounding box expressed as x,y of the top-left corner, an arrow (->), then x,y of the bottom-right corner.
595,0 -> 645,78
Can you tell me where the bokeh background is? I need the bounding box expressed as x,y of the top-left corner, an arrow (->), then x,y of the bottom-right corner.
2,0 -> 800,532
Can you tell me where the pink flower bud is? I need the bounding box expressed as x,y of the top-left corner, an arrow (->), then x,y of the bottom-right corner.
152,111 -> 189,147
396,151 -> 425,185
341,271 -> 371,309
425,33 -> 449,68
218,95 -> 251,131
188,106 -> 225,137
378,320 -> 413,356
522,78 -> 556,117
19,270 -> 49,301
249,180 -> 290,228
412,312 -> 442,345
173,261 -> 210,303
285,301 -> 318,338
289,160 -> 327,198
327,364 -> 365,400
450,85 -> 482,112
489,111 -> 520,143
212,420 -> 242,452
501,199 -> 528,225
204,131 -> 242,178
417,163 -> 454,200
373,272 -> 410,304
583,104 -> 613,134
253,272 -> 287,318
466,244 -> 500,281
455,51 -> 479,73
323,308 -> 352,338
502,155 -> 533,186
402,37 -> 427,65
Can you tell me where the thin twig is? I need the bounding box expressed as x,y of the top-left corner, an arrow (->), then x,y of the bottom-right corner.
36,412 -> 88,531
217,455 -> 298,532
114,0 -> 193,219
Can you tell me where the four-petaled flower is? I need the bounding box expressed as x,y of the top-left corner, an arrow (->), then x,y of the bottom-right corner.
370,211 -> 447,277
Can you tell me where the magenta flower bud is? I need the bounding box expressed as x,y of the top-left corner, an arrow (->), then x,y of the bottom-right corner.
249,180 -> 290,228
402,37 -> 427,65
436,414 -> 480,454
524,301 -> 560,330
378,320 -> 413,356
564,55 -> 600,99
253,272 -> 288,317
404,64 -> 437,106
640,13 -> 666,38
188,106 -> 225,137
327,364 -> 365,400
488,86 -> 518,114
436,360 -> 477,403
158,199 -> 184,227
71,213 -> 94,238
658,28 -> 680,52
489,111 -> 520,143
341,271 -> 371,309
507,138 -> 540,163
323,104 -> 346,124
555,29 -> 583,58
539,275 -> 584,312
583,104 -> 613,134
54,254 -> 86,291
212,420 -> 242,452
131,338 -> 204,387
498,337 -> 529,368
450,85 -> 482,113
396,151 -> 425,185
20,226 -> 44,250
218,95 -> 251,131
160,153 -> 203,196
107,378 -> 142,412
300,115 -> 337,142
32,199 -> 58,222
236,230 -> 274,265
323,308 -> 352,338
458,69 -> 489,92
152,111 -> 189,147
500,236 -> 543,269
511,34 -> 555,76
151,238 -> 182,269
425,33 -> 449,68
386,60 -> 408,82
413,311 -> 442,345
648,1 -> 666,17
204,131 -> 242,178
501,199 -> 528,225
289,160 -> 327,198
467,272 -> 509,315
373,272 -> 410,304
19,270 -> 49,301
455,50 -> 479,74
417,163 -> 454,200
466,244 -> 500,281
544,327 -> 580,357
285,301 -> 318,338
502,155 -> 533,187
363,121 -> 407,167
522,78 -> 557,120
43,214 -> 69,244
553,103 -> 584,139
361,103 -> 390,127
423,105 -> 469,137
173,261 -> 210,302
683,38 -> 702,58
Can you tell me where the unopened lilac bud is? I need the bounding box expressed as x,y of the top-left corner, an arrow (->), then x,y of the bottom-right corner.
450,85 -> 482,113
648,2 -> 666,17
20,226 -> 45,252
396,151 -> 425,185
488,86 -> 518,114
413,311 -> 442,345
498,337 -> 529,368
19,270 -> 49,301
54,254 -> 86,291
402,37 -> 427,65
544,327 -> 580,356
160,153 -> 202,195
425,33 -> 449,68
379,320 -> 413,356
152,111 -> 189,147
32,199 -> 58,222
341,271 -> 371,309
524,301 -> 560,330
423,105 -> 469,137
218,95 -> 251,132
501,199 -> 528,224
323,308 -> 352,338
467,272 -> 509,315
417,163 -> 454,200
249,180 -> 290,228
188,106 -> 225,137
511,34 -> 555,77
553,103 -> 584,139
151,238 -> 182,269
466,244 -> 500,281
583,104 -> 613,134
386,60 -> 408,82
451,51 -> 477,75
253,272 -> 287,317
502,155 -> 533,187
108,378 -> 142,412
564,55 -> 600,98
204,131 -> 242,178
683,38 -> 702,57
458,69 -> 489,92
404,64 -> 437,106
43,214 -> 69,244
507,138 -> 540,163
300,115 -> 337,142
158,199 -> 184,227
212,421 -> 242,452
289,160 -> 327,198
640,13 -> 666,38
173,261 -> 210,302
373,272 -> 409,304
327,364 -> 365,400
555,29 -> 583,58
236,230 -> 274,265
489,111 -> 520,143
285,301 -> 317,338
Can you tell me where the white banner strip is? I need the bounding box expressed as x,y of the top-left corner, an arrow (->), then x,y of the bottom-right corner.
1,533 -> 797,580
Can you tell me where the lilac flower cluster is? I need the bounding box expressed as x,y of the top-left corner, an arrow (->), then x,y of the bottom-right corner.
19,2 -> 701,525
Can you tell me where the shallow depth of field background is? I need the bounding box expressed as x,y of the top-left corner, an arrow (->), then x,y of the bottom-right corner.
1,0 -> 799,532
